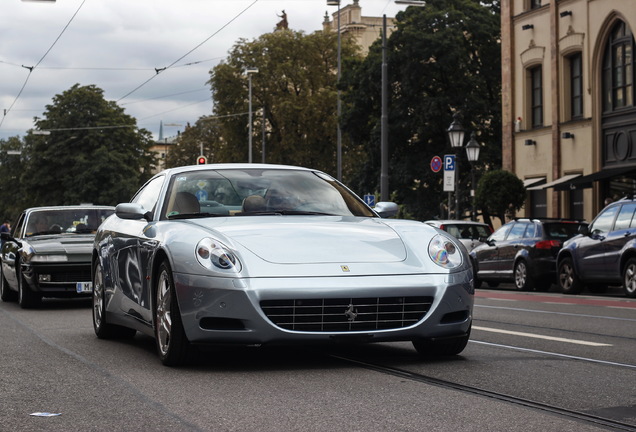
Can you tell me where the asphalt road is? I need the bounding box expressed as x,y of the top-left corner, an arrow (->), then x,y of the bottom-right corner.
1,287 -> 634,432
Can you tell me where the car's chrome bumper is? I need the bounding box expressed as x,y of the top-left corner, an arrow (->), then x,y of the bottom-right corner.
173,271 -> 474,345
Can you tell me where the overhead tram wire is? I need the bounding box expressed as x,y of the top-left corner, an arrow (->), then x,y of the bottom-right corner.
0,0 -> 87,130
116,0 -> 259,103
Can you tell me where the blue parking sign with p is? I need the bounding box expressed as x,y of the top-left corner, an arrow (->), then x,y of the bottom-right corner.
444,155 -> 455,171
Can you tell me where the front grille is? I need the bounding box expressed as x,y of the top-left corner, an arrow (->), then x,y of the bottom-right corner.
260,296 -> 434,332
50,270 -> 91,283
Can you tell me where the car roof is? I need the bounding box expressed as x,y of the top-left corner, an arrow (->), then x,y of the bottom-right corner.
158,163 -> 320,178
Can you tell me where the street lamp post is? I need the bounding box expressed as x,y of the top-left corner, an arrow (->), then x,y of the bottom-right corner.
447,113 -> 465,218
327,0 -> 342,180
246,68 -> 258,163
465,132 -> 481,221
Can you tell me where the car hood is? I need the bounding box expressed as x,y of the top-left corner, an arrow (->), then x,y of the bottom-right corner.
193,216 -> 407,264
26,234 -> 95,255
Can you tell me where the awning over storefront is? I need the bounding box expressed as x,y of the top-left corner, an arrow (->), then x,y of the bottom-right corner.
527,173 -> 581,190
554,166 -> 636,191
523,177 -> 546,188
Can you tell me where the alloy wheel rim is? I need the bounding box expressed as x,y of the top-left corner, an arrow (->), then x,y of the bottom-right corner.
625,264 -> 636,294
560,264 -> 572,290
156,270 -> 172,356
93,265 -> 103,329
515,263 -> 527,289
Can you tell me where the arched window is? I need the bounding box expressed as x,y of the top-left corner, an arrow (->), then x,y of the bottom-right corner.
602,21 -> 635,112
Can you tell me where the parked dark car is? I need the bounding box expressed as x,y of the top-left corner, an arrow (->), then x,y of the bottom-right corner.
470,218 -> 587,291
0,205 -> 115,308
557,198 -> 636,297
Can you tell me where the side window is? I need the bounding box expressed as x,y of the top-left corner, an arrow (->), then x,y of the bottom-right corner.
524,223 -> 537,238
131,175 -> 165,213
614,203 -> 636,231
590,206 -> 619,235
12,213 -> 26,238
490,224 -> 512,242
507,223 -> 527,241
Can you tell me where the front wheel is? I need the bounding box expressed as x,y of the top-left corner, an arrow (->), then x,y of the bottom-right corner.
622,258 -> 636,298
155,261 -> 192,366
0,268 -> 17,302
93,261 -> 136,339
558,257 -> 583,294
18,271 -> 41,309
413,325 -> 471,357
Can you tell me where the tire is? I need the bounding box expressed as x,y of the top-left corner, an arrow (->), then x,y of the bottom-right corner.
0,269 -> 18,302
155,261 -> 192,366
93,261 -> 136,339
413,324 -> 471,357
622,258 -> 636,298
514,260 -> 534,291
558,257 -> 583,295
18,271 -> 41,309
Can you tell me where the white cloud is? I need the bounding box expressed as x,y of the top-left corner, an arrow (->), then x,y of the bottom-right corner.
1,0 -> 402,140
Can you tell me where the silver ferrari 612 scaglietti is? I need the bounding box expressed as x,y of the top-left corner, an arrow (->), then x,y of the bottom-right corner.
92,164 -> 473,366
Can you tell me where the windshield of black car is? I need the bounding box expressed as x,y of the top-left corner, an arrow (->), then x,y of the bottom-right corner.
161,168 -> 376,219
25,208 -> 114,237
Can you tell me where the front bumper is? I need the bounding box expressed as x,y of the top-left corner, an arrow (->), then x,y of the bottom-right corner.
22,262 -> 92,297
173,271 -> 474,346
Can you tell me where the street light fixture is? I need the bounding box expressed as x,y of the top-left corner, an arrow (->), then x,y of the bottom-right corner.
246,68 -> 259,163
447,113 -> 466,218
465,132 -> 480,221
327,0 -> 342,180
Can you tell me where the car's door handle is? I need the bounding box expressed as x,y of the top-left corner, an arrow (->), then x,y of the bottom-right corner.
625,232 -> 631,237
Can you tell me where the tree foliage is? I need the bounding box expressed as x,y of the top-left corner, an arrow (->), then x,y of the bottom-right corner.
340,0 -> 501,220
0,136 -> 27,222
20,84 -> 156,208
164,117 -> 221,168
475,169 -> 526,226
207,29 -> 359,175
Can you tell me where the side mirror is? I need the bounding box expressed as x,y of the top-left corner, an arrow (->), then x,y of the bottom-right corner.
578,224 -> 590,236
115,203 -> 152,221
373,202 -> 399,218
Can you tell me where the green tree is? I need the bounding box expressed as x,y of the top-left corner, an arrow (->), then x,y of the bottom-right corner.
164,117 -> 221,168
475,169 -> 526,227
0,136 -> 27,222
340,0 -> 501,219
208,29 -> 360,175
20,84 -> 156,207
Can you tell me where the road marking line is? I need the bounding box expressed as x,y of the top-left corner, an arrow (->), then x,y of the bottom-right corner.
471,341 -> 634,369
473,326 -> 612,346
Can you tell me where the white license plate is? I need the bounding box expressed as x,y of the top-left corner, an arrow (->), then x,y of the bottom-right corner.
76,282 -> 93,293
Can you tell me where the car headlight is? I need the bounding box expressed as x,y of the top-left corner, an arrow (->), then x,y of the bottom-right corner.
428,234 -> 462,269
30,255 -> 68,263
196,238 -> 242,272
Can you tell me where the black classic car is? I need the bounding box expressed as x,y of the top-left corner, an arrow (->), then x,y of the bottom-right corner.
0,205 -> 114,308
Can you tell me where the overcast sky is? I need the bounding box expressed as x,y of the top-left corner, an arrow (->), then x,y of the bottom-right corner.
0,0 -> 403,142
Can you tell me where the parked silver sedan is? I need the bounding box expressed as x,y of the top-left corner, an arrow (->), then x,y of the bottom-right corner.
92,164 -> 474,366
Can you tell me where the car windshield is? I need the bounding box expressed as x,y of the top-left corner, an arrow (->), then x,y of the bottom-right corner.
543,222 -> 585,240
161,168 -> 376,219
25,208 -> 114,237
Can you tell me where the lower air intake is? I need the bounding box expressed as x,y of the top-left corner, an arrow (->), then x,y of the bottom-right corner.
260,296 -> 434,332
